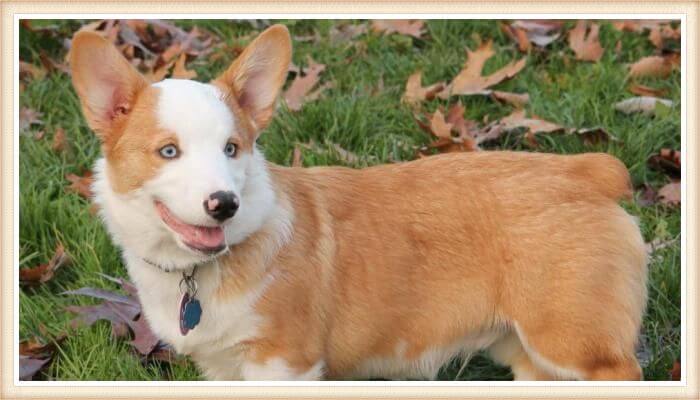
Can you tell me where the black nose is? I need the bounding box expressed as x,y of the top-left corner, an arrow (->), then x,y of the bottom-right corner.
203,191 -> 239,222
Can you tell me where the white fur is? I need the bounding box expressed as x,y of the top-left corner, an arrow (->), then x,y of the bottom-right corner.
242,358 -> 325,381
513,322 -> 583,380
351,329 -> 506,380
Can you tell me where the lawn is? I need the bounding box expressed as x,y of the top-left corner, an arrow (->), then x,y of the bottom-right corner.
18,19 -> 681,381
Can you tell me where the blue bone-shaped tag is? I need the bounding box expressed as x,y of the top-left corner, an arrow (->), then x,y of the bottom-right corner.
179,293 -> 202,336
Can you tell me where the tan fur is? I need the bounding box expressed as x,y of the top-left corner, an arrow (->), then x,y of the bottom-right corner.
213,152 -> 647,380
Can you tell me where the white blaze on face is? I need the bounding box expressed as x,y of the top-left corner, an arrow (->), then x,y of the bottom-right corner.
147,79 -> 248,227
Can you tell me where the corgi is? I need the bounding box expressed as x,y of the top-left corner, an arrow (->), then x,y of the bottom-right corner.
69,24 -> 648,381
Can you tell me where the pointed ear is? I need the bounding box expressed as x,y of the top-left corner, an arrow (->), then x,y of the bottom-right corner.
214,24 -> 292,131
69,31 -> 148,138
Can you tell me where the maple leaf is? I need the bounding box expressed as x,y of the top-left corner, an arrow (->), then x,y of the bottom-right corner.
568,21 -> 604,62
371,20 -> 424,39
171,53 -> 197,79
439,40 -> 526,98
614,97 -> 672,116
402,71 -> 445,106
19,243 -> 71,287
283,57 -> 330,112
65,171 -> 94,199
629,54 -> 680,78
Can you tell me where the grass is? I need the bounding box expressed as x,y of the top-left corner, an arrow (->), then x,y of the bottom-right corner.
19,19 -> 681,381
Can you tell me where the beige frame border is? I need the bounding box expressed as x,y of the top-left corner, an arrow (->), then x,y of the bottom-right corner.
1,1 -> 697,398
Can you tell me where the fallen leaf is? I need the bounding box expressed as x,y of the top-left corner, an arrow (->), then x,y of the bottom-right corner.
65,171 -> 94,199
19,243 -> 70,286
283,57 -> 328,111
445,102 -> 477,138
637,183 -> 658,207
171,53 -> 197,79
648,149 -> 681,179
64,275 -> 168,358
511,20 -> 563,48
19,355 -> 50,381
569,127 -> 619,146
51,127 -> 67,153
371,20 -> 424,39
645,236 -> 678,255
490,91 -> 529,107
429,110 -> 453,139
670,360 -> 681,380
439,40 -> 526,98
657,181 -> 680,206
329,23 -> 367,44
649,25 -> 681,50
402,71 -> 445,106
628,83 -> 667,97
568,21 -> 604,62
501,23 -> 530,52
629,54 -> 680,78
612,20 -> 674,33
19,60 -> 47,82
291,146 -> 303,167
614,96 -> 673,115
499,109 -> 563,147
19,107 -> 43,133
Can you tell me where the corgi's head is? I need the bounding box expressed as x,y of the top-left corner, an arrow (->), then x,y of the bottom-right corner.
70,25 -> 291,270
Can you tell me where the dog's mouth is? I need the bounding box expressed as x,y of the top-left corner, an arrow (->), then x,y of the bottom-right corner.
154,201 -> 226,254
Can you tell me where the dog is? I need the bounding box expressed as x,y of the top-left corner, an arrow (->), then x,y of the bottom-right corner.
69,24 -> 648,381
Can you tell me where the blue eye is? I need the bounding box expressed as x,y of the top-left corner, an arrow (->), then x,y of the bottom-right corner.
159,144 -> 179,159
224,142 -> 237,158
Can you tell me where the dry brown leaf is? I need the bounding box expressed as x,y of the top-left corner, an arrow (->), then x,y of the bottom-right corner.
402,71 -> 445,106
19,107 -> 43,133
171,53 -> 197,79
628,83 -> 667,97
648,149 -> 681,180
614,97 -> 672,115
329,23 -> 367,44
612,20 -> 673,33
511,20 -> 563,48
284,58 -> 327,111
568,21 -> 604,62
429,110 -> 453,139
501,24 -> 530,52
658,181 -> 680,206
500,109 -> 563,146
648,25 -> 681,49
19,244 -> 70,286
19,61 -> 47,82
491,91 -> 529,107
670,360 -> 681,380
291,146 -> 303,167
371,20 -> 424,39
445,102 -> 477,139
629,54 -> 680,78
65,171 -> 94,199
439,40 -> 526,98
51,127 -> 67,153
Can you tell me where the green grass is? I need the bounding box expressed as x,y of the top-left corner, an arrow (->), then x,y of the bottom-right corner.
19,19 -> 681,381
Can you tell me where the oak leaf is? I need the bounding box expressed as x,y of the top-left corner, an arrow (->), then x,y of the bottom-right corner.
568,21 -> 604,62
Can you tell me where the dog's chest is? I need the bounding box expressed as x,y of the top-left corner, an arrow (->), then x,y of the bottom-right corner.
126,258 -> 266,379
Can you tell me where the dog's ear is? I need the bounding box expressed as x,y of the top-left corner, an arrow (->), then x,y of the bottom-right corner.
70,31 -> 148,139
214,24 -> 291,132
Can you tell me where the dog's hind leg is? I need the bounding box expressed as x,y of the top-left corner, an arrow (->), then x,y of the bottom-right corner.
488,331 -> 557,380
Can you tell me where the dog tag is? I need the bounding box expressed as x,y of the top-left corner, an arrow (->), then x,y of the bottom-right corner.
179,292 -> 202,336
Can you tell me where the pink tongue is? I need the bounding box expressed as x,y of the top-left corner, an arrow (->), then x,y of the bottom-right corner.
179,224 -> 224,248
155,202 -> 225,249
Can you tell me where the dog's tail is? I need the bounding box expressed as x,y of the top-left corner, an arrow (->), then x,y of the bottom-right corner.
574,153 -> 633,201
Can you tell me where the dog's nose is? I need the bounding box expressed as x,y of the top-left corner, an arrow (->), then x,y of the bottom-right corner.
203,191 -> 239,222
